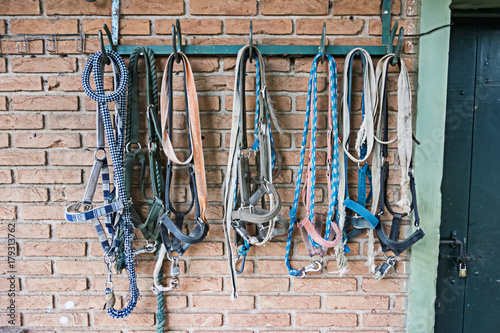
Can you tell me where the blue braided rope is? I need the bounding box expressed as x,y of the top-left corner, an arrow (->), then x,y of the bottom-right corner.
285,53 -> 338,276
82,50 -> 138,318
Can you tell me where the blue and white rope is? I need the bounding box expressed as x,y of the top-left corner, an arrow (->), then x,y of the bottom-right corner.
285,53 -> 339,276
82,50 -> 138,318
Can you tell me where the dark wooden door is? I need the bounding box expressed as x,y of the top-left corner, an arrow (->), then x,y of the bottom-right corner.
436,21 -> 500,332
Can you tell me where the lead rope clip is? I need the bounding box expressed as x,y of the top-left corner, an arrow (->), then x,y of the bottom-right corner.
298,261 -> 322,278
374,255 -> 397,279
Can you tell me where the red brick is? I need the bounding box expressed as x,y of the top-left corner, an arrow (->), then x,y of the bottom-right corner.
369,20 -> 417,36
233,278 -> 290,292
0,260 -> 51,275
0,96 -> 7,110
192,295 -> 254,310
228,313 -> 290,327
20,205 -> 65,220
82,19 -> 150,35
24,313 -> 88,326
261,0 -> 328,15
325,295 -> 389,310
0,114 -> 44,129
267,76 -> 325,92
14,132 -> 80,148
0,40 -> 44,54
0,223 -> 50,238
0,205 -> 16,219
182,242 -> 224,257
58,295 -> 123,310
297,19 -> 364,35
190,259 -> 253,275
0,0 -> 40,15
362,278 -> 406,292
0,133 -> 8,147
93,313 -> 153,326
296,313 -> 357,327
0,76 -> 43,91
47,113 -> 95,130
0,277 -> 20,291
135,295 -> 187,310
17,168 -> 82,184
11,57 -> 77,73
407,0 -> 419,16
0,295 -> 52,309
56,260 -> 107,275
0,58 -> 5,72
51,186 -> 86,202
247,242 -> 286,256
0,313 -> 20,326
1,188 -> 48,202
26,278 -> 87,291
0,151 -> 46,165
23,242 -> 86,256
226,19 -> 292,35
333,0 -> 400,15
121,0 -> 183,15
178,277 -> 222,292
363,314 -> 404,327
293,278 -> 357,292
191,0 -> 257,15
50,150 -> 94,166
157,19 -> 222,35
11,19 -> 78,34
0,169 -> 12,183
166,313 -> 223,327
12,95 -> 78,111
46,0 -> 111,15
260,295 -> 320,309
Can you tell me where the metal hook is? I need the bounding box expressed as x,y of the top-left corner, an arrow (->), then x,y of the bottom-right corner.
98,30 -> 110,65
319,23 -> 326,64
389,22 -> 399,53
249,21 -> 253,63
103,24 -> 115,51
46,34 -> 57,54
172,19 -> 182,64
76,33 -> 86,53
16,34 -> 29,54
391,26 -> 404,66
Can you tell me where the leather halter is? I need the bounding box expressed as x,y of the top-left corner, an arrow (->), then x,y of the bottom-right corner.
153,52 -> 209,293
122,46 -> 163,258
223,45 -> 284,298
286,52 -> 342,278
373,54 -> 424,279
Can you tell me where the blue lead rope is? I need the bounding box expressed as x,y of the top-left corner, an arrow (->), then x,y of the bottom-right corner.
285,53 -> 339,276
82,50 -> 138,318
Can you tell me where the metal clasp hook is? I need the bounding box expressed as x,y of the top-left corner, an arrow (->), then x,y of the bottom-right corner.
299,261 -> 322,278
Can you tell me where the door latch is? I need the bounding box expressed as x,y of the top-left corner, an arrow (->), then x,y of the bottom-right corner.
439,231 -> 468,278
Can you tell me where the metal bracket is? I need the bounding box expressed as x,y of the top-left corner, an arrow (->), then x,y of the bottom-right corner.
111,0 -> 120,46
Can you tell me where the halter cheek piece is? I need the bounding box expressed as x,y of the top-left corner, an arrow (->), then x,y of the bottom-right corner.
223,45 -> 285,298
153,52 -> 209,294
373,54 -> 425,279
286,52 -> 342,278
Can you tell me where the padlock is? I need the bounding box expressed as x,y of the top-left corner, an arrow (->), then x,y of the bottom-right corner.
458,262 -> 467,277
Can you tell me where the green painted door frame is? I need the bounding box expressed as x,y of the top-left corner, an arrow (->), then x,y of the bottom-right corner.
407,0 -> 452,332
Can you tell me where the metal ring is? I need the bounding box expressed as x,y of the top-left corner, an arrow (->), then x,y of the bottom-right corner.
126,142 -> 142,153
94,147 -> 106,161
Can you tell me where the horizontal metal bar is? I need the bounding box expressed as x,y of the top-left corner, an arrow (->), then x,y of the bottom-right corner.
116,44 -> 390,56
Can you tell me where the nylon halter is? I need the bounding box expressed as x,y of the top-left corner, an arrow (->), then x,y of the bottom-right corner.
286,53 -> 342,278
68,49 -> 137,318
223,45 -> 284,298
123,46 -> 166,332
153,52 -> 209,294
336,48 -> 379,274
373,54 -> 424,279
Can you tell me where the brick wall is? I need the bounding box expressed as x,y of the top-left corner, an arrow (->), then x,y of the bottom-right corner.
0,0 -> 419,332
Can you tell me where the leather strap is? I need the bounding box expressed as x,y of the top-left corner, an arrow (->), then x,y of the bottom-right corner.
158,52 -> 209,256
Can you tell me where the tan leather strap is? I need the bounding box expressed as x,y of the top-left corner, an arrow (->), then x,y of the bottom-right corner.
160,52 -> 208,224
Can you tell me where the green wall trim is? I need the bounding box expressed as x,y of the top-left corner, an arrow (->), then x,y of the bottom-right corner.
407,0 -> 452,332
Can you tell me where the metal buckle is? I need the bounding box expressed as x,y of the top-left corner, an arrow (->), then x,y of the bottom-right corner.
94,147 -> 106,161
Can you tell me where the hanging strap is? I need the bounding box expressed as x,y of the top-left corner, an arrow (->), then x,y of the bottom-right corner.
81,49 -> 139,318
373,54 -> 424,278
223,45 -> 284,298
158,52 -> 209,255
286,53 -> 342,277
